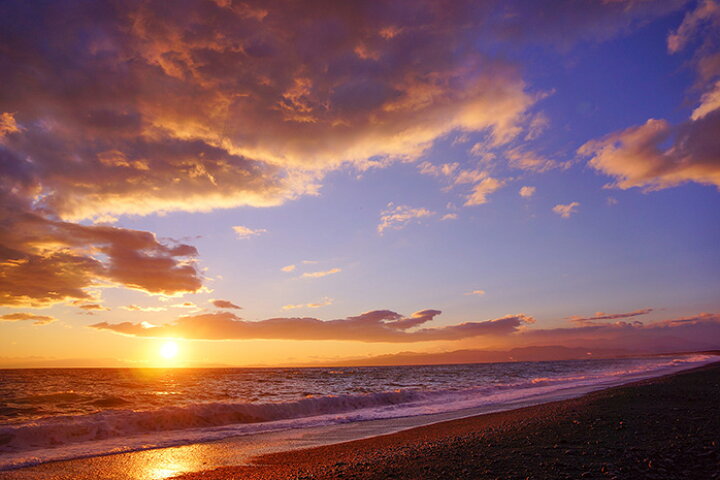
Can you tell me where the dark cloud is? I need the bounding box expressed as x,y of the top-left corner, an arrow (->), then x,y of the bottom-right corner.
0,0 -> 692,306
517,313 -> 720,352
212,299 -> 242,309
90,309 -> 534,342
0,210 -> 202,307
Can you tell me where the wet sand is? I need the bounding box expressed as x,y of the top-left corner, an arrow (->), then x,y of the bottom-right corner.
173,362 -> 720,480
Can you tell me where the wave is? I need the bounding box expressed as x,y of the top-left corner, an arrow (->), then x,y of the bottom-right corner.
0,353 -> 715,471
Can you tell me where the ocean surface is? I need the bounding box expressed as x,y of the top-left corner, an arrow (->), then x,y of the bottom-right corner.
0,353 -> 715,471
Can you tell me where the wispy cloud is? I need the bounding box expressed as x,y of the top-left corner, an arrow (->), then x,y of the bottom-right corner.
281,264 -> 297,273
232,226 -> 267,239
378,204 -> 435,234
282,298 -> 334,310
302,268 -> 342,279
122,305 -> 167,312
465,290 -> 486,296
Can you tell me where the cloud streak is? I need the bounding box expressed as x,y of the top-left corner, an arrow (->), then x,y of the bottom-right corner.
90,309 -> 534,343
302,268 -> 342,279
0,313 -> 57,326
282,298 -> 333,310
566,308 -> 653,325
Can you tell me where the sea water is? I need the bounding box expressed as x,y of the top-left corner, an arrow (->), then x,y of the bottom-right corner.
0,354 -> 715,471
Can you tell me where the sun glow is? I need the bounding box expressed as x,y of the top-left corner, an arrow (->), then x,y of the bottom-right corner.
159,341 -> 179,359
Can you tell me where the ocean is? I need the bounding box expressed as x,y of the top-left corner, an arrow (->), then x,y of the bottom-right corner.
0,353 -> 715,471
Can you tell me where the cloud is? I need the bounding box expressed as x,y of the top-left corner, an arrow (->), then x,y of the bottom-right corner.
171,302 -> 199,309
0,0 -> 550,224
0,212 -> 202,307
281,264 -> 297,273
464,177 -> 505,206
418,161 -> 459,178
580,114 -> 720,190
417,160 -> 505,206
440,213 -> 458,221
212,299 -> 242,309
0,0 -> 694,307
77,303 -> 110,312
90,309 -> 534,343
519,186 -> 536,197
122,305 -> 167,312
580,1 -> 720,191
282,297 -> 333,310
567,308 -> 653,325
465,290 -> 486,296
232,226 -> 267,239
377,204 -> 435,234
0,312 -> 57,326
302,268 -> 342,279
552,202 -> 580,218
505,148 -> 565,173
515,312 -> 720,352
667,0 -> 719,54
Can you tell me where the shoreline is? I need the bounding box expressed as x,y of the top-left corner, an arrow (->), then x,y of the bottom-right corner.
0,360 -> 717,479
171,361 -> 720,480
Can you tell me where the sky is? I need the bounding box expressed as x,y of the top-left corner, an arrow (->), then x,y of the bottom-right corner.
1,0 -> 719,367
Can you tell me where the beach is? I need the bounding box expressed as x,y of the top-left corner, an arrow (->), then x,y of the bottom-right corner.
173,362 -> 720,480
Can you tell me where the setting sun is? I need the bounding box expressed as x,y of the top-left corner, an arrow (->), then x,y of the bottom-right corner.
159,341 -> 179,360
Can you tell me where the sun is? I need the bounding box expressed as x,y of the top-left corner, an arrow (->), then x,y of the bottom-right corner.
159,340 -> 179,360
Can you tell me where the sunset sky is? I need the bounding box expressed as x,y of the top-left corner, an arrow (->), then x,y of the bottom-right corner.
1,0 -> 719,367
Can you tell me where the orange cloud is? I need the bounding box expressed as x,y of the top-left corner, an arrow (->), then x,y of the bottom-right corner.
552,202 -> 580,218
0,312 -> 57,326
580,115 -> 720,190
464,177 -> 505,206
581,1 -> 720,191
90,309 -> 534,342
